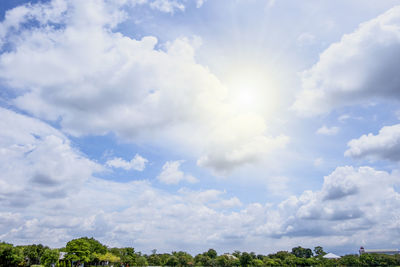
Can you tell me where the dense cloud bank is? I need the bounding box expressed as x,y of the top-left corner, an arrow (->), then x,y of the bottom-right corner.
1,108 -> 399,252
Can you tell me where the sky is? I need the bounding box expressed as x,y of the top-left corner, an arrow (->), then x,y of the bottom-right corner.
1,0 -> 400,256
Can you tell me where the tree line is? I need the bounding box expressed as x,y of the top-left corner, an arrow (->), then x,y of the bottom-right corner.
1,237 -> 400,266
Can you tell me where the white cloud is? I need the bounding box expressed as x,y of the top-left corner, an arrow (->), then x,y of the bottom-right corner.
345,124 -> 400,161
292,5 -> 400,116
106,154 -> 148,171
157,160 -> 198,184
316,125 -> 339,135
1,116 -> 399,253
119,166 -> 398,252
0,108 -> 101,208
0,0 -> 69,47
197,114 -> 290,175
149,0 -> 185,13
258,166 -> 400,247
0,0 -> 287,174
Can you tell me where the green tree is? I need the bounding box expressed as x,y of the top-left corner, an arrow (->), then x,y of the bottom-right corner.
23,244 -> 47,265
158,253 -> 172,266
172,251 -> 194,266
256,254 -> 265,260
65,238 -> 91,264
147,253 -> 161,266
239,252 -> 253,267
263,257 -> 282,266
40,248 -> 59,267
0,242 -> 24,267
166,255 -> 179,266
194,254 -> 212,266
97,252 -> 121,264
359,253 -> 398,266
313,246 -> 326,257
291,246 -> 313,258
85,237 -> 107,255
251,258 -> 264,266
119,247 -> 136,265
206,248 -> 217,259
338,254 -> 360,266
269,251 -> 292,261
215,255 -> 229,267
318,257 -> 339,267
136,255 -> 148,266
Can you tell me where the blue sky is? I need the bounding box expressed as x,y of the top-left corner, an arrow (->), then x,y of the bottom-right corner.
1,0 -> 400,255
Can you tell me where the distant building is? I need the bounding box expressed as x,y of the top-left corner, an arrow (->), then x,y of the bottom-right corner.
323,253 -> 340,259
359,247 -> 399,255
59,252 -> 67,260
222,253 -> 238,260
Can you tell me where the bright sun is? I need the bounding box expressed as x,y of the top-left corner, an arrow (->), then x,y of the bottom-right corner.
235,90 -> 256,108
225,67 -> 279,116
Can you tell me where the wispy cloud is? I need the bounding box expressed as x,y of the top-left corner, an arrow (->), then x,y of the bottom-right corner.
316,125 -> 339,136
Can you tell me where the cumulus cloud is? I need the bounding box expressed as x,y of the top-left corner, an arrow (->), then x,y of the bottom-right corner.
316,125 -> 339,135
157,160 -> 198,184
257,166 -> 400,246
292,5 -> 400,116
1,117 -> 399,253
0,109 -> 244,249
197,114 -> 290,175
106,154 -> 148,171
0,108 -> 101,208
345,124 -> 400,161
0,0 -> 287,174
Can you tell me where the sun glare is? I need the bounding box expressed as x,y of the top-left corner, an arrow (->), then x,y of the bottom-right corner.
235,90 -> 256,108
225,67 -> 279,116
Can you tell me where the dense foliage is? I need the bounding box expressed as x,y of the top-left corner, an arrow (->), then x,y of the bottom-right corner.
1,238 -> 400,266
